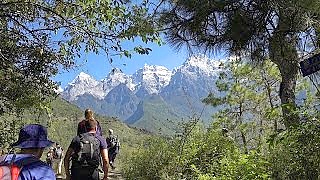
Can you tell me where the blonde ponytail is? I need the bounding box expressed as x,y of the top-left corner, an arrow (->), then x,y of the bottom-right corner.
84,109 -> 94,120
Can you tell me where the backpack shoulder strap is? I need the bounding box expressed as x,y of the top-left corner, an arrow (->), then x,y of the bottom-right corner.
12,157 -> 39,180
79,132 -> 89,139
0,155 -> 39,180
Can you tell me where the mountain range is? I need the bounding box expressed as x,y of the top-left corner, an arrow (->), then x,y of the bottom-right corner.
61,55 -> 225,133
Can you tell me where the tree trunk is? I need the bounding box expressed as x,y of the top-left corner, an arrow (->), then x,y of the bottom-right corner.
278,66 -> 299,127
269,32 -> 300,128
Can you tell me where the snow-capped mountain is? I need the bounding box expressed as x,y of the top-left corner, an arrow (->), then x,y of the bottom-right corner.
162,55 -> 223,99
179,55 -> 223,76
61,55 -> 225,133
157,55 -> 223,121
132,64 -> 172,96
61,72 -> 104,101
62,65 -> 173,101
101,68 -> 135,94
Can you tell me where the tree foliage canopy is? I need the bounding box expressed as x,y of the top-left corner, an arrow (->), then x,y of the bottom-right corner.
123,58 -> 320,180
161,0 -> 320,127
0,0 -> 160,114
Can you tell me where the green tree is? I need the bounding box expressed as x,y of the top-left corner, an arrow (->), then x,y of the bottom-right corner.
203,60 -> 281,152
270,117 -> 320,179
0,0 -> 160,114
161,0 -> 320,127
124,120 -> 271,179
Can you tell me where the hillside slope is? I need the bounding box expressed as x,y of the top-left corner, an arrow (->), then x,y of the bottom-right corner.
0,97 -> 152,169
125,95 -> 181,134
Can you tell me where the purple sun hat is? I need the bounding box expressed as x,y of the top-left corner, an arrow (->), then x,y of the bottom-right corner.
11,124 -> 54,148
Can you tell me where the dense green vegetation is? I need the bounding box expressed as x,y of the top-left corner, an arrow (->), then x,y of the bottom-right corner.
123,60 -> 320,179
161,0 -> 320,128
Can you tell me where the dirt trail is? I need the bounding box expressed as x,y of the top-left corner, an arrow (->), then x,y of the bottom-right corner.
56,169 -> 124,180
108,169 -> 124,180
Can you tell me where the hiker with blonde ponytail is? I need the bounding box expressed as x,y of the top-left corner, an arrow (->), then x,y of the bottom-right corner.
77,109 -> 103,136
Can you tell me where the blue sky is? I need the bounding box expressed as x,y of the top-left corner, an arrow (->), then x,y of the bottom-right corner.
53,38 -> 228,89
53,42 -> 190,88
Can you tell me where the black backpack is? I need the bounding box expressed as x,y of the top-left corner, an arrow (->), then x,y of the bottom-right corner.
106,135 -> 119,149
72,133 -> 101,169
54,147 -> 63,159
109,135 -> 119,148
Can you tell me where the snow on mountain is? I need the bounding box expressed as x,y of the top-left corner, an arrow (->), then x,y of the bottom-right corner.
61,72 -> 105,101
101,68 -> 135,94
178,54 -> 223,77
62,54 -> 225,112
54,86 -> 64,94
60,55 -> 226,131
161,55 -> 223,97
132,64 -> 172,95
62,55 -> 224,102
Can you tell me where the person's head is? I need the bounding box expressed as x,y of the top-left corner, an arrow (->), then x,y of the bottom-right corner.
11,124 -> 54,158
108,129 -> 113,135
84,119 -> 97,132
84,109 -> 94,120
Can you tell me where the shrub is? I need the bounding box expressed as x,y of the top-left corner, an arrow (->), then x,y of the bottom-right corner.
123,123 -> 272,179
270,118 -> 320,179
123,137 -> 177,180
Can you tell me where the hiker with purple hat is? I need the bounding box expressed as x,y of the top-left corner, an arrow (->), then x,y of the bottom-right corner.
0,124 -> 56,180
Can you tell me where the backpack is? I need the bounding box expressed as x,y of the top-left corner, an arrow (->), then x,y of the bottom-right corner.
108,135 -> 119,148
0,155 -> 39,180
72,133 -> 101,169
54,147 -> 63,159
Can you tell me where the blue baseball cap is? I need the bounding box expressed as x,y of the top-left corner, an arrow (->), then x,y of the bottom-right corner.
11,124 -> 54,148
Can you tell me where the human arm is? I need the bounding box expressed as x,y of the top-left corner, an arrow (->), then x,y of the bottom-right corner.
97,120 -> 103,136
77,121 -> 82,135
64,147 -> 74,180
101,148 -> 109,180
98,135 -> 109,179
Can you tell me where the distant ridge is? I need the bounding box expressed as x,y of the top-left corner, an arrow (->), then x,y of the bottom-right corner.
60,55 -> 226,134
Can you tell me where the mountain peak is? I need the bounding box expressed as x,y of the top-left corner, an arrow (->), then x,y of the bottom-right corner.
175,55 -> 222,76
62,54 -> 223,102
183,54 -> 221,68
78,71 -> 91,78
70,72 -> 97,85
133,64 -> 172,95
102,68 -> 135,93
62,72 -> 104,101
185,54 -> 209,63
108,68 -> 123,76
140,64 -> 171,73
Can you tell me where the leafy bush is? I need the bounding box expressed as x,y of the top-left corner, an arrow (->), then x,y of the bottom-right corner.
270,118 -> 320,179
124,122 -> 272,179
123,137 -> 177,180
219,150 -> 271,179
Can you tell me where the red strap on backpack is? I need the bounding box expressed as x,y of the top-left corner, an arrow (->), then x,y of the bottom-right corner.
0,154 -> 39,180
0,165 -> 22,180
0,166 -> 3,178
11,165 -> 20,180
